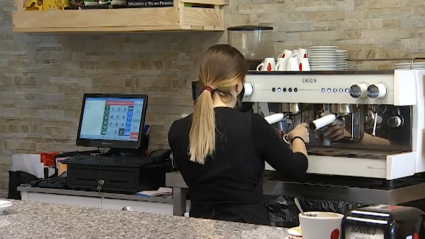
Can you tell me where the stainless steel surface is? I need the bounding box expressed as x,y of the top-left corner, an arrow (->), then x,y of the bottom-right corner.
17,186 -> 174,204
330,104 -> 354,115
166,172 -> 425,216
281,103 -> 301,114
173,187 -> 188,216
294,198 -> 303,213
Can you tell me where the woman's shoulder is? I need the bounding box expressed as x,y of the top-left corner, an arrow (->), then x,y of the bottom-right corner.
168,115 -> 192,139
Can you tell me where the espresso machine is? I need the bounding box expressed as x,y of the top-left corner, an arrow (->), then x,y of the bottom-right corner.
243,70 -> 425,181
168,69 -> 425,217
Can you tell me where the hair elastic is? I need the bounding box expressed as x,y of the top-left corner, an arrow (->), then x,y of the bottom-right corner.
203,86 -> 214,93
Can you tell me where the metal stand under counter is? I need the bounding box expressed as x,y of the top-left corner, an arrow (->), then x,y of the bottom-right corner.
17,186 -> 190,215
166,171 -> 425,216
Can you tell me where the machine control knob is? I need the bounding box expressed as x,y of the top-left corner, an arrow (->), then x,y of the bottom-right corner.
367,83 -> 388,99
388,116 -> 404,128
349,83 -> 368,98
244,83 -> 254,96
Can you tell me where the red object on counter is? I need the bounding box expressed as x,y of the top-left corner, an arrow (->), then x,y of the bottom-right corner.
40,152 -> 59,167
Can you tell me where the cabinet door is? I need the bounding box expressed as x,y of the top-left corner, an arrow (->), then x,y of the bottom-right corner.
102,198 -> 173,215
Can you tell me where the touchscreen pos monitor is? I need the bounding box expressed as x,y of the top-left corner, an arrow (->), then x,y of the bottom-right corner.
76,93 -> 148,149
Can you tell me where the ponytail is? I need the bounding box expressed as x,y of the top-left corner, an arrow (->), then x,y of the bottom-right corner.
187,44 -> 247,164
189,89 -> 215,164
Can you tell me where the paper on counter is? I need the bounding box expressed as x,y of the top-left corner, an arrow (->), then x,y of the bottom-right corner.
136,187 -> 172,197
11,154 -> 44,179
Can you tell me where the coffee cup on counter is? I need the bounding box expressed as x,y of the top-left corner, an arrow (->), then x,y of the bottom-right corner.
299,211 -> 343,239
256,58 -> 276,72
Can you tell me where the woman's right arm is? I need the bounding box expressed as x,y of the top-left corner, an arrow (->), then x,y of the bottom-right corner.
252,114 -> 309,179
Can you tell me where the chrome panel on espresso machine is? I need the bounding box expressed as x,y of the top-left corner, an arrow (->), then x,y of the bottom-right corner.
243,70 -> 425,180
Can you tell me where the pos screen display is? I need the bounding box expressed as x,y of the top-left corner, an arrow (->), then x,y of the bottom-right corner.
76,93 -> 148,149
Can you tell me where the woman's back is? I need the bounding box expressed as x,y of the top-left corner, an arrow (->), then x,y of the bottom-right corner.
168,107 -> 308,224
169,107 -> 264,206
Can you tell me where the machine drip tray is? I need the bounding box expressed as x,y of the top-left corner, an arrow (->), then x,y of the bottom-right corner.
264,170 -> 425,190
307,147 -> 404,160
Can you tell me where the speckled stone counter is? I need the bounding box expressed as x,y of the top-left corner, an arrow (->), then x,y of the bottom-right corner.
0,200 -> 289,239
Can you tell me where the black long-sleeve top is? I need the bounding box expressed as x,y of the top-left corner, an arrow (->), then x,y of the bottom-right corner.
168,107 -> 308,224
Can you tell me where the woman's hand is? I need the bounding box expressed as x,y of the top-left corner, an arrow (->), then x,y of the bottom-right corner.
323,126 -> 349,141
278,130 -> 285,140
288,123 -> 310,143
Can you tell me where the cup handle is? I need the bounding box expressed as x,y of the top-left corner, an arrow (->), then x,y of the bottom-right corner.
256,63 -> 264,71
299,63 -> 302,71
275,62 -> 281,71
291,53 -> 298,58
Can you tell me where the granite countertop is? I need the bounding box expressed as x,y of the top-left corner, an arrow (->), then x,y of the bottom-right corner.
0,200 -> 290,239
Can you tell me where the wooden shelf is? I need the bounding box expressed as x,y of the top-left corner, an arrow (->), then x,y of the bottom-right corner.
12,0 -> 226,32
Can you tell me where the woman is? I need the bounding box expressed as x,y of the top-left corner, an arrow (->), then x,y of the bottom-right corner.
168,44 -> 309,225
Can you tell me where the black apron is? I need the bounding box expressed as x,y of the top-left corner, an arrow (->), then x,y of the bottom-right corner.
189,171 -> 269,225
190,202 -> 270,225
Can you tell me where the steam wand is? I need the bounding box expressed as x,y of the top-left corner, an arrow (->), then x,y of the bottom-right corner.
265,113 -> 338,145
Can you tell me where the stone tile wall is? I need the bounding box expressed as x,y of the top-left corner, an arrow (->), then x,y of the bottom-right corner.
0,0 -> 425,188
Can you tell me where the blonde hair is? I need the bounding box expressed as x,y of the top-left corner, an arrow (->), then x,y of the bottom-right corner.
189,44 -> 247,164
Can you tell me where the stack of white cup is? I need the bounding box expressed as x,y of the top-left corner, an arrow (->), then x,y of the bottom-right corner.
255,48 -> 311,72
276,49 -> 310,71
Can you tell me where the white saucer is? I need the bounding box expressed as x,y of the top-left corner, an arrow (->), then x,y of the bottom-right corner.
308,51 -> 337,55
310,61 -> 338,64
309,46 -> 338,49
311,68 -> 338,71
309,55 -> 337,58
287,227 -> 302,238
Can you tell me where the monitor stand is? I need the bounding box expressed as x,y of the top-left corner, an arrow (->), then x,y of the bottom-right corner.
102,134 -> 150,157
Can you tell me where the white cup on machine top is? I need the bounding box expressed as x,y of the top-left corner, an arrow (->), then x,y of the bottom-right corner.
256,58 -> 276,72
298,48 -> 308,60
299,58 -> 311,71
286,57 -> 300,71
299,211 -> 344,239
275,58 -> 288,71
278,49 -> 293,59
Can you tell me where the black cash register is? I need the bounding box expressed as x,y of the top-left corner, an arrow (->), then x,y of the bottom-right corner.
58,93 -> 172,193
